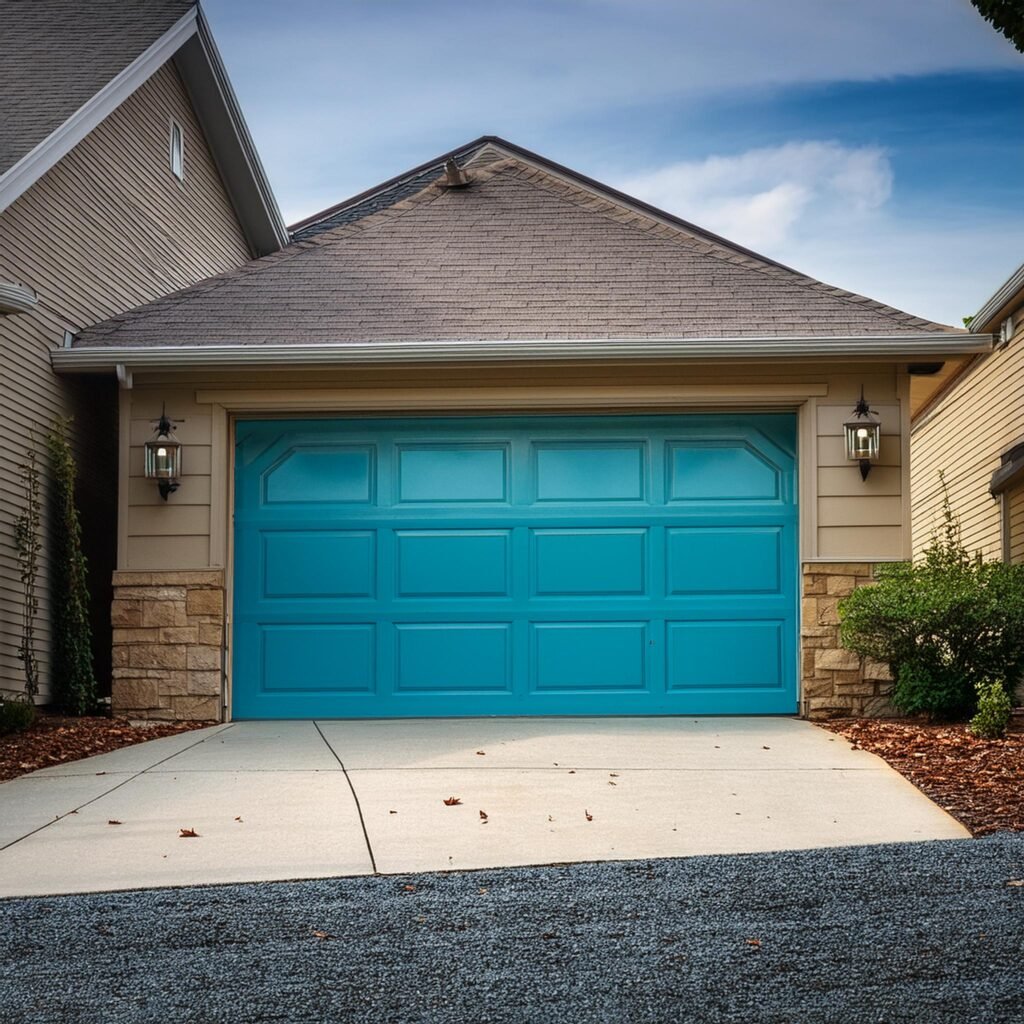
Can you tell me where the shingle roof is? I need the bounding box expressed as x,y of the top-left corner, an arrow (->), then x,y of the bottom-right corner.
73,148 -> 957,348
0,0 -> 193,176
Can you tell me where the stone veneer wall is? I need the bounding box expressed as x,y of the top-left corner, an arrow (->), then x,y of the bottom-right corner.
111,570 -> 225,721
801,563 -> 893,719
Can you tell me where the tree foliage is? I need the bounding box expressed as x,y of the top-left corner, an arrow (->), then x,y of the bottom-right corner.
970,0 -> 1024,53
839,484 -> 1024,719
47,418 -> 96,715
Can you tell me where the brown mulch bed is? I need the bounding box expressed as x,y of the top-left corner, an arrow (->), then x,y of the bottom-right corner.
819,716 -> 1024,837
0,714 -> 209,783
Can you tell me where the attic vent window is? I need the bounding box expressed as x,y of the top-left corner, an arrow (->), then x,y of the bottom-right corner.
169,120 -> 184,181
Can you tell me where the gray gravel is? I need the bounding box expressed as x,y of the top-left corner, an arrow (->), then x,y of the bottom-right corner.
1,836 -> 1022,1024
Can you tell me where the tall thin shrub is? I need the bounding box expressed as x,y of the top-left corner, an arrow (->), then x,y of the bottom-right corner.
47,417 -> 96,715
13,444 -> 42,702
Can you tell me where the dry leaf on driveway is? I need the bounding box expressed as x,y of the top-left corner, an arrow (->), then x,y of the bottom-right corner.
179,827 -> 200,838
479,810 -> 489,823
311,929 -> 334,941
107,820 -> 122,826
443,796 -> 462,806
585,810 -> 593,822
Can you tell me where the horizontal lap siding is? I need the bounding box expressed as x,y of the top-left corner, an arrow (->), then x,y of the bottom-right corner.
911,316 -> 1024,561
123,364 -> 907,571
0,60 -> 250,698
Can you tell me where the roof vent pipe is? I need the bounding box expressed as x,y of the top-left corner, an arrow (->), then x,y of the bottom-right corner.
442,157 -> 471,189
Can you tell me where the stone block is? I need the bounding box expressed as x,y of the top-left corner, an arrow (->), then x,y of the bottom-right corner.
142,600 -> 187,628
111,600 -> 143,627
112,627 -> 161,645
861,696 -> 896,717
826,575 -> 858,597
815,647 -> 860,671
159,626 -> 199,644
199,623 -> 223,646
831,669 -> 863,685
156,672 -> 190,696
803,676 -> 836,698
803,574 -> 827,595
111,646 -> 129,668
116,586 -> 187,601
834,680 -> 876,697
171,695 -> 220,721
112,571 -> 155,586
801,648 -> 817,680
187,646 -> 221,671
129,644 -> 187,670
808,563 -> 872,577
112,678 -> 161,712
801,625 -> 837,639
189,670 -> 222,696
150,571 -> 224,587
186,589 -> 223,618
816,597 -> 841,626
801,597 -> 818,625
862,659 -> 892,681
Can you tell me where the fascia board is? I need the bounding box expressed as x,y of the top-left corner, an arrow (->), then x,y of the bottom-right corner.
51,334 -> 994,373
0,8 -> 199,214
972,261 -> 1024,333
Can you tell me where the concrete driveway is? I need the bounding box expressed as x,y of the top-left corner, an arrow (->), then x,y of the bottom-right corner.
0,718 -> 968,897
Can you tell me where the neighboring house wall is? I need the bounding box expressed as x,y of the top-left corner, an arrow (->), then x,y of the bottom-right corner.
0,60 -> 251,700
110,361 -> 908,720
911,314 -> 1024,561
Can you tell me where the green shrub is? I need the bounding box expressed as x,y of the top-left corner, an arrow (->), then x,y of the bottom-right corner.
839,485 -> 1024,719
0,700 -> 37,735
969,680 -> 1013,739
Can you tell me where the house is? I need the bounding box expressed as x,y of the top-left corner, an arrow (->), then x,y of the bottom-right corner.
0,0 -> 287,701
52,137 -> 991,722
912,264 -> 1024,561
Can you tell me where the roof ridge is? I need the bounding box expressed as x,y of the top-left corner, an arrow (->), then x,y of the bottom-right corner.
492,159 -> 955,333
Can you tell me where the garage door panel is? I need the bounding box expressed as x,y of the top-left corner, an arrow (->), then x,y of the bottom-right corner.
533,442 -> 646,502
262,624 -> 376,694
531,622 -> 648,692
263,530 -> 376,598
667,526 -> 782,595
396,530 -> 510,597
667,620 -> 784,691
233,414 -> 798,718
396,444 -> 509,503
533,528 -> 647,596
394,623 -> 512,693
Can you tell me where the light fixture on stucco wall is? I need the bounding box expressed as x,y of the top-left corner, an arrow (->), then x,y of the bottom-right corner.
844,389 -> 881,481
144,408 -> 183,500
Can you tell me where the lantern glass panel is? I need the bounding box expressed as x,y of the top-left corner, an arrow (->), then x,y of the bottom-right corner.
144,438 -> 182,480
844,421 -> 880,462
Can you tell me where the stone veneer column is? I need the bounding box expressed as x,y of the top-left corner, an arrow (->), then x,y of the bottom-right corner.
111,570 -> 225,721
801,563 -> 894,719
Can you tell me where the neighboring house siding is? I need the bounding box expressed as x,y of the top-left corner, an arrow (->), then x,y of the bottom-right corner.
118,363 -> 908,571
911,315 -> 1024,561
1009,483 -> 1024,565
0,60 -> 250,699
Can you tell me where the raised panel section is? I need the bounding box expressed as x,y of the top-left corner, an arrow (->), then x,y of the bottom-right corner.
533,529 -> 646,595
668,441 -> 780,501
263,531 -> 375,598
395,624 -> 511,692
262,625 -> 375,692
531,622 -> 647,691
668,621 -> 783,690
667,527 -> 781,595
397,445 -> 508,503
534,443 -> 645,501
397,531 -> 510,597
263,446 -> 373,505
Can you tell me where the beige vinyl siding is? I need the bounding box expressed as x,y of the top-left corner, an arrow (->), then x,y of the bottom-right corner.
119,362 -> 909,572
911,314 -> 1024,561
0,60 -> 250,698
1008,483 -> 1024,565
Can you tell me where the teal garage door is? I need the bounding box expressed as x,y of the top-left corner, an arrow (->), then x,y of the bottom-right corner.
233,414 -> 797,718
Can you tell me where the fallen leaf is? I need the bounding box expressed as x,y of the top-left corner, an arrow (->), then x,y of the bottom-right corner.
478,887 -> 489,895
179,827 -> 199,838
585,810 -> 593,822
609,773 -> 619,778
476,751 -> 486,756
479,810 -> 489,823
107,820 -> 122,826
608,781 -> 617,786
234,816 -> 243,822
1006,879 -> 1024,887
547,815 -> 555,822
311,929 -> 334,941
404,884 -> 416,892
389,810 -> 397,815
96,771 -> 107,776
762,746 -> 771,751
443,796 -> 462,806
541,931 -> 558,940
746,938 -> 762,948
567,770 -> 576,774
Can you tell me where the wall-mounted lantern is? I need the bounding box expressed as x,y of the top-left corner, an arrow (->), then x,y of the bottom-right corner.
144,409 -> 182,500
844,390 -> 881,481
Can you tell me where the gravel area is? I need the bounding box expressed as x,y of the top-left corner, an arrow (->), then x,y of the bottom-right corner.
2,836 -> 1022,1024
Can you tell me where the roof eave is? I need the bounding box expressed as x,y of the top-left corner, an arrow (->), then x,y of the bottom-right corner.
971,261 -> 1024,333
0,7 -> 200,214
174,9 -> 288,256
52,334 -> 994,374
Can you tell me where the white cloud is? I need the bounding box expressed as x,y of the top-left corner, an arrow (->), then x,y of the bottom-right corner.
616,142 -> 893,249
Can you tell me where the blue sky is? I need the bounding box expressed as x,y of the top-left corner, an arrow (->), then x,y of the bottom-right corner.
203,0 -> 1024,326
